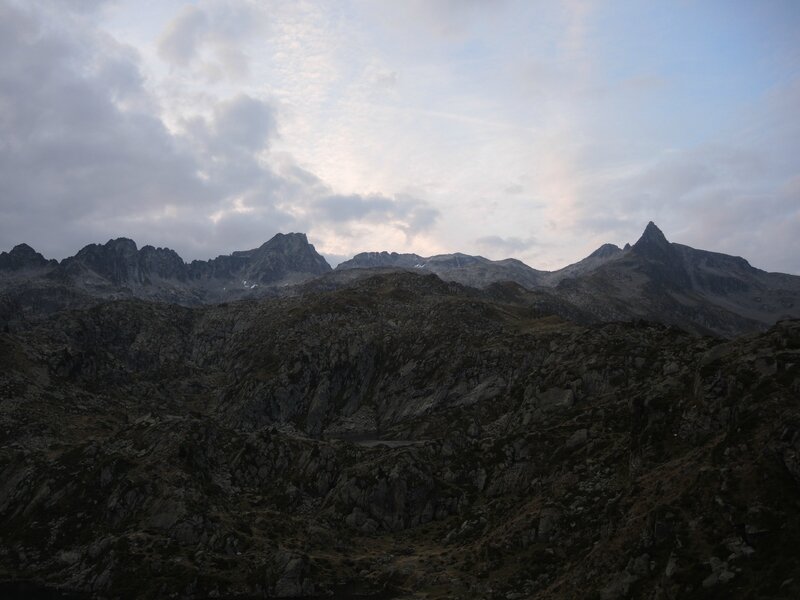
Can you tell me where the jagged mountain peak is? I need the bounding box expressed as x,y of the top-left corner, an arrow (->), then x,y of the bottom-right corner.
261,231 -> 309,248
105,237 -> 138,250
632,221 -> 674,259
0,243 -> 52,271
637,221 -> 669,244
3,223 -> 799,337
231,232 -> 318,259
45,232 -> 332,292
10,243 -> 39,256
588,243 -> 622,259
74,237 -> 138,258
249,232 -> 330,272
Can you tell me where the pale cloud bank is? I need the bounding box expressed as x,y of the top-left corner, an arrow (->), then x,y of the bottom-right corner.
0,0 -> 439,261
0,0 -> 798,274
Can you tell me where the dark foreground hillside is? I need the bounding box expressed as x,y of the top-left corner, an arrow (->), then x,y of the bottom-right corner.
0,272 -> 798,599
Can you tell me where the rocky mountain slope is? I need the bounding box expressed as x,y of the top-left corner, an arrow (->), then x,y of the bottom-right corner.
1,271 -> 799,599
0,233 -> 331,327
555,223 -> 800,337
336,252 -> 547,289
334,223 -> 800,337
2,222 -> 799,338
0,244 -> 57,272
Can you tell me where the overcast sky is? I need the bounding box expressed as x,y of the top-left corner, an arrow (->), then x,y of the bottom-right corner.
1,0 -> 798,273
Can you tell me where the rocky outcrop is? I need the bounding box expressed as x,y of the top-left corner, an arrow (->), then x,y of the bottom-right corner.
0,243 -> 53,271
188,232 -> 331,284
0,271 -> 798,598
540,243 -> 622,285
334,251 -> 424,270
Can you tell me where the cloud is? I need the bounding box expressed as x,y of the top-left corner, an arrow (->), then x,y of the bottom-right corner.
0,2 -> 214,250
34,0 -> 114,15
476,235 -> 537,256
569,79 -> 800,273
184,94 -> 278,159
156,3 -> 257,81
387,0 -> 509,37
0,6 -> 170,253
1,0 -> 797,276
158,5 -> 207,66
313,193 -> 439,238
0,0 -> 441,262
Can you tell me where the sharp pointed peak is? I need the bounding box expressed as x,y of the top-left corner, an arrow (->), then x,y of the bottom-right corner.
631,221 -> 676,262
0,243 -> 50,270
634,221 -> 669,247
643,220 -> 666,237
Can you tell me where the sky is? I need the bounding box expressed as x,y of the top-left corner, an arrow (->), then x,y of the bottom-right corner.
1,0 -> 798,273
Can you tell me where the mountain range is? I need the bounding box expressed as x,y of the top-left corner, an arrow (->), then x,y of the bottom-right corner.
1,221 -> 799,598
2,222 -> 798,337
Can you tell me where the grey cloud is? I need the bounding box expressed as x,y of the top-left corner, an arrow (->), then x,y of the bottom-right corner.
317,195 -> 394,222
95,50 -> 149,107
572,81 -> 800,274
476,235 -> 537,256
0,1 -> 440,262
365,0 -> 508,41
0,2 -> 289,260
212,95 -> 277,152
364,63 -> 399,88
408,0 -> 507,36
209,205 -> 299,253
280,164 -> 325,189
314,193 -> 439,236
0,2 -> 211,224
35,0 -> 114,14
157,4 -> 258,80
157,6 -> 208,66
179,95 -> 283,203
638,161 -> 716,200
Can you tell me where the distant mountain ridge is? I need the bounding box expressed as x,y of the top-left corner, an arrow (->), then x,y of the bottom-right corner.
0,243 -> 56,271
2,222 -> 799,337
337,250 -> 547,288
334,221 -> 800,336
54,232 -> 331,287
0,233 -> 331,316
554,222 -> 800,336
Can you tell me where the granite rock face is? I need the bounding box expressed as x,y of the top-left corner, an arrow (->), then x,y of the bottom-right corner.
0,270 -> 799,598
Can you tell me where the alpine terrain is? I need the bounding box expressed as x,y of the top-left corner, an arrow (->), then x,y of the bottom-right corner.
0,223 -> 799,599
